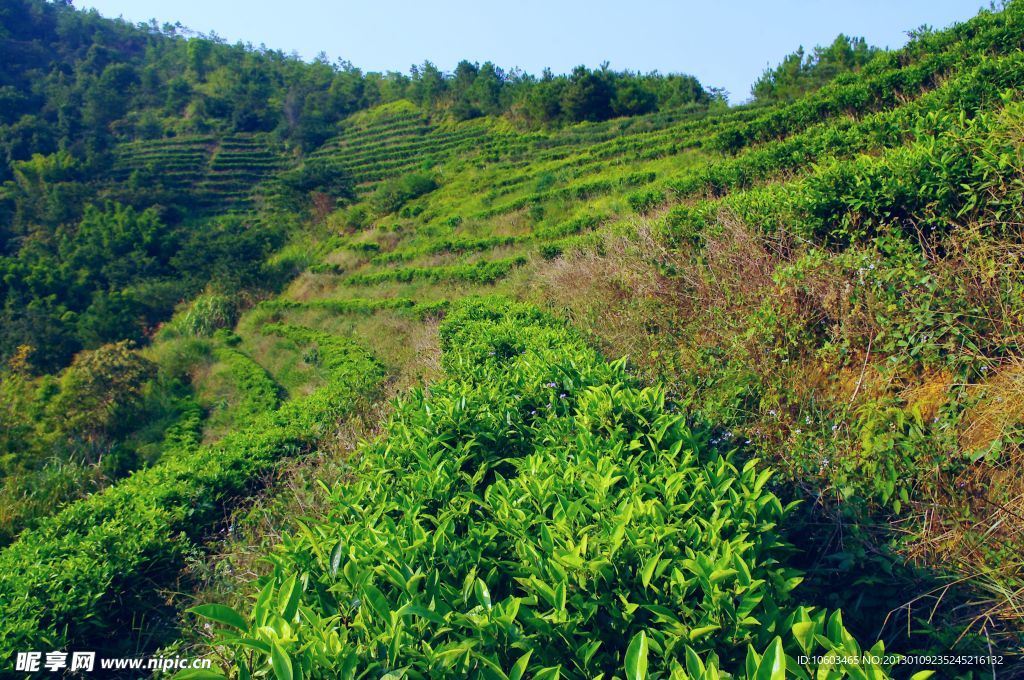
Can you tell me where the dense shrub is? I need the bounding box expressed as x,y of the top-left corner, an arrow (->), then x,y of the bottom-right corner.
213,346 -> 281,420
370,172 -> 439,214
370,236 -> 520,265
344,256 -> 527,286
277,157 -> 355,207
175,292 -> 238,337
627,188 -> 666,214
195,299 -> 898,679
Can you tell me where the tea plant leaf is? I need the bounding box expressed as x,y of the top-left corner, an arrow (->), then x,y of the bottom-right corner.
508,650 -> 533,680
271,642 -> 293,680
791,621 -> 816,655
172,670 -> 227,679
363,584 -> 392,622
475,577 -> 492,610
188,604 -> 247,631
754,637 -> 786,680
641,551 -> 663,588
625,630 -> 649,680
329,540 -> 345,577
279,574 -> 302,621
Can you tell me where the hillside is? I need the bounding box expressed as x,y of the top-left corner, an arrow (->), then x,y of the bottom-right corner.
1,0 -> 1023,678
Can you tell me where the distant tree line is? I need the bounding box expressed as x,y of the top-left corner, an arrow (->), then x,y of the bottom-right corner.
0,0 -> 723,173
1,0 -> 880,175
750,35 -> 880,103
403,61 -> 723,126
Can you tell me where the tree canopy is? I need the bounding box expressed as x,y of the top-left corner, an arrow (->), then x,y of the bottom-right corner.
751,34 -> 880,103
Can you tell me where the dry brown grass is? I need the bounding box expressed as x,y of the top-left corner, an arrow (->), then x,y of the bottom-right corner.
473,208 -> 532,238
366,229 -> 404,253
529,214 -> 818,393
681,214 -> 790,315
321,248 -> 364,269
284,271 -> 343,302
960,361 -> 1024,453
527,225 -> 679,371
930,225 -> 1024,354
899,228 -> 1024,640
893,360 -> 1024,647
900,369 -> 954,423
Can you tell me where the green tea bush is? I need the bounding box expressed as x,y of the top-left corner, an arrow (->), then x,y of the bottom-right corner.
669,98 -> 1024,251
371,236 -> 519,265
341,240 -> 380,254
258,297 -> 418,315
195,299 -> 905,679
0,460 -> 106,547
213,347 -> 281,421
160,397 -> 203,456
533,213 -> 608,240
341,204 -> 372,230
344,256 -> 528,286
0,327 -> 383,658
628,188 -> 666,214
666,51 -> 1024,201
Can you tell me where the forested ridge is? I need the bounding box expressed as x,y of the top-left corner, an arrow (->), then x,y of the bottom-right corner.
1,0 -> 723,168
1,0 -> 1023,677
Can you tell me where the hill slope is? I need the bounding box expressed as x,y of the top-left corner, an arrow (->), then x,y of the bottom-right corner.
1,0 -> 1023,677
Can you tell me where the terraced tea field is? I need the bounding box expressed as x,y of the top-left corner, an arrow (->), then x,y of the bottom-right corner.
113,133 -> 288,210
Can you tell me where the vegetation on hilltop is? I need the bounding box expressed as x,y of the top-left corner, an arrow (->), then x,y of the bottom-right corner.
751,34 -> 880,103
1,0 -> 728,174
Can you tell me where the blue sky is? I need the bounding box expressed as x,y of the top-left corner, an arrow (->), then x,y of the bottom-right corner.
78,0 -> 990,103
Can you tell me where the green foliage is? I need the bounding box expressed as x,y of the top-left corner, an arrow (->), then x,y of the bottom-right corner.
0,347 -> 35,466
667,49 -> 1024,201
169,214 -> 287,293
175,293 -> 238,337
370,236 -> 520,265
213,347 -> 281,421
4,0 -> 1024,670
0,326 -> 383,658
0,341 -> 205,544
160,398 -> 204,456
0,203 -> 282,372
196,299 -> 894,679
370,172 -> 439,214
341,204 -> 372,230
344,256 -> 527,286
521,66 -> 712,127
752,35 -> 880,103
3,151 -> 88,229
532,213 -> 608,240
0,459 -> 106,547
712,99 -> 1024,245
258,297 -> 418,316
276,157 -> 356,211
628,188 -> 666,214
44,340 -> 157,448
